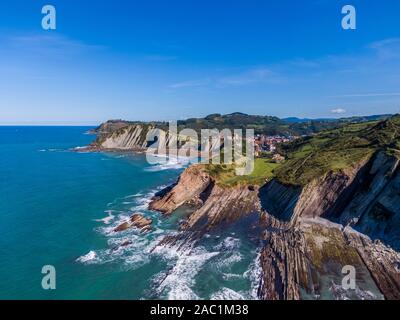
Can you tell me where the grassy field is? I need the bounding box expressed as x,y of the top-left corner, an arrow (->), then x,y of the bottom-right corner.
274,116 -> 400,185
205,158 -> 281,187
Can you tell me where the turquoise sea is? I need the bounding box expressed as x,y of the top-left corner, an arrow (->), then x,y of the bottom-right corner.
0,126 -> 260,300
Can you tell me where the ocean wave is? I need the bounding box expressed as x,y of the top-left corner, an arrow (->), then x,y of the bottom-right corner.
144,162 -> 185,172
214,252 -> 242,270
96,185 -> 171,236
243,249 -> 263,300
151,245 -> 220,300
82,183 -> 266,299
129,184 -> 170,211
76,251 -> 98,264
144,155 -> 190,172
93,210 -> 115,225
211,237 -> 242,270
210,287 -> 246,300
37,148 -> 63,152
222,273 -> 242,280
214,237 -> 241,251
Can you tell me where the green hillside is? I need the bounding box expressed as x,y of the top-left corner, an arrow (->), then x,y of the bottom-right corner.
94,112 -> 392,137
205,115 -> 400,187
275,115 -> 400,185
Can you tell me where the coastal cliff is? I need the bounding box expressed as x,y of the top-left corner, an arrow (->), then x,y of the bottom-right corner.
259,150 -> 400,299
148,150 -> 400,300
149,165 -> 212,214
88,122 -> 194,152
150,164 -> 260,232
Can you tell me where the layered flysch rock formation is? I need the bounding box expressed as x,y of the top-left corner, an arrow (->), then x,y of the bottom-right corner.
148,150 -> 400,300
258,150 -> 400,300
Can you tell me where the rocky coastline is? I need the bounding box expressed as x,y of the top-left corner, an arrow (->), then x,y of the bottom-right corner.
147,153 -> 400,300
85,117 -> 400,300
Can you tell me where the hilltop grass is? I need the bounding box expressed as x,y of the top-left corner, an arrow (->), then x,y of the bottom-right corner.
205,158 -> 281,187
274,116 -> 400,186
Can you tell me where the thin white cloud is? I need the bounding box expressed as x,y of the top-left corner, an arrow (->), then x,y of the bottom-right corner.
331,108 -> 346,114
217,67 -> 277,87
368,38 -> 400,61
168,67 -> 280,90
169,79 -> 210,89
330,93 -> 400,98
1,33 -> 106,56
369,38 -> 400,50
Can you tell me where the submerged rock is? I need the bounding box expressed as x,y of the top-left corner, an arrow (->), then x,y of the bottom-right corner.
114,213 -> 152,233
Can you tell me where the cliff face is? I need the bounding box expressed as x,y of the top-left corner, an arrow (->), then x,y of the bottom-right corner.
258,150 -> 400,300
98,125 -> 152,150
92,123 -> 177,151
260,151 -> 400,249
90,122 -> 239,154
149,165 -> 212,214
259,218 -> 398,300
336,152 -> 400,247
259,160 -> 367,223
181,183 -> 260,231
149,165 -> 259,232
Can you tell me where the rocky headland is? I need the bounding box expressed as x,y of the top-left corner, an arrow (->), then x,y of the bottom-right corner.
88,114 -> 400,300
148,153 -> 400,299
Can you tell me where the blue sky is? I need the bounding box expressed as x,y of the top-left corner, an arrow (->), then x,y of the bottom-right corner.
0,0 -> 400,124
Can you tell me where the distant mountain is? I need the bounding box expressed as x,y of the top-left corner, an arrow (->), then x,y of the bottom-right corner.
283,114 -> 391,124
283,117 -> 335,123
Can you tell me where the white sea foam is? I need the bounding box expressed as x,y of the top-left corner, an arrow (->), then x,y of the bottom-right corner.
214,252 -> 242,269
222,273 -> 242,280
129,184 -> 170,211
152,245 -> 219,300
76,250 -> 98,264
130,193 -> 143,197
210,287 -> 246,300
214,237 -> 241,251
93,210 -> 115,225
38,148 -> 63,152
144,162 -> 185,172
144,155 -> 190,172
82,183 -> 266,299
243,249 -> 263,300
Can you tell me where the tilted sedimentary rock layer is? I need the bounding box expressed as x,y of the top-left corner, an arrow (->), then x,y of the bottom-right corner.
149,165 -> 212,214
181,183 -> 260,231
260,151 -> 400,249
150,164 -> 260,231
148,150 -> 400,300
259,218 -> 400,300
99,125 -> 152,150
259,159 -> 368,223
345,230 -> 400,300
94,123 -> 222,153
258,151 -> 400,300
114,213 -> 152,233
